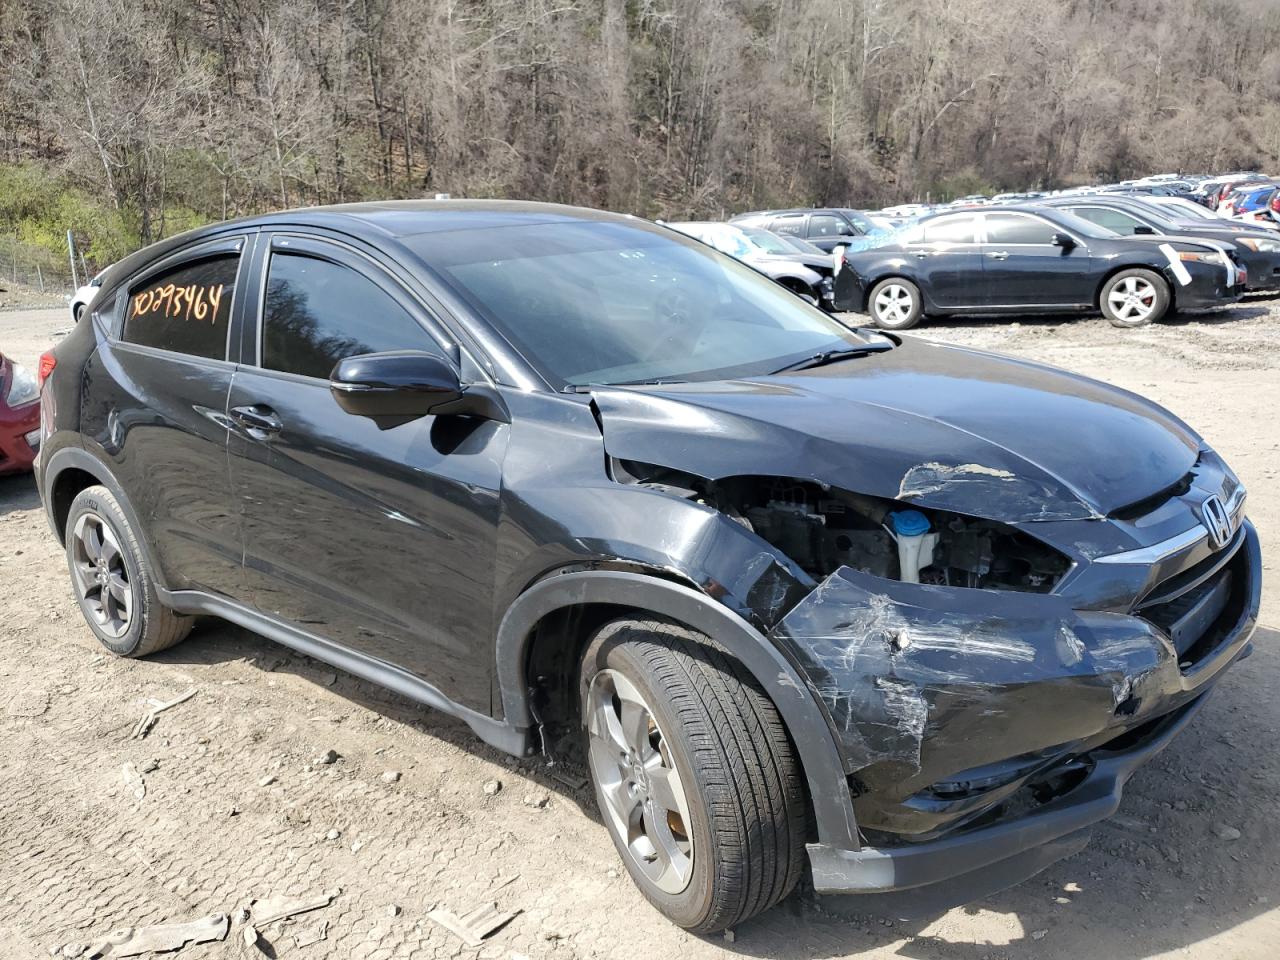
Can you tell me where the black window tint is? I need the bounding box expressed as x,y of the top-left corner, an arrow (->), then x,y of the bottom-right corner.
983,214 -> 1058,244
922,216 -> 977,244
772,216 -> 806,236
123,255 -> 237,360
808,214 -> 854,238
1071,207 -> 1143,234
262,253 -> 436,380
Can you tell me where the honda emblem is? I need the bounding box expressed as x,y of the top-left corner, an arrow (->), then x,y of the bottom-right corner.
1200,494 -> 1233,551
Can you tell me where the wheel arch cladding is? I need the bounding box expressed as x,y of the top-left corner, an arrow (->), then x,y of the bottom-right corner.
496,568 -> 862,850
44,449 -> 162,591
49,465 -> 102,541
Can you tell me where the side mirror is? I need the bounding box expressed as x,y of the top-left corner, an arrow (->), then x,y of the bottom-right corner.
329,350 -> 507,426
1133,225 -> 1156,235
1051,232 -> 1076,249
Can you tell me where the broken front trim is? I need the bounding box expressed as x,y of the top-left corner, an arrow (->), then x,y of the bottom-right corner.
772,523 -> 1260,837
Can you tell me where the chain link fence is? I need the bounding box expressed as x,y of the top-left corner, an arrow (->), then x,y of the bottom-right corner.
0,235 -> 79,298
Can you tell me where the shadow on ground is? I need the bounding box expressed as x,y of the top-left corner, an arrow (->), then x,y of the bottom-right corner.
155,608 -> 1279,959
0,471 -> 39,518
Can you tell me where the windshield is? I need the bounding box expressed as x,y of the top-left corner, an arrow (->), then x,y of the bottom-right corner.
406,220 -> 869,388
1047,208 -> 1121,239
740,227 -> 803,255
1164,199 -> 1216,220
838,208 -> 879,233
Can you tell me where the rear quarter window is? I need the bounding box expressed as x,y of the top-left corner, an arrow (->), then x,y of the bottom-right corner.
122,255 -> 238,360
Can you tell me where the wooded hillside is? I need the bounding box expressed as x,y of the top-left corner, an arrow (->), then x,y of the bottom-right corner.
2,0 -> 1279,266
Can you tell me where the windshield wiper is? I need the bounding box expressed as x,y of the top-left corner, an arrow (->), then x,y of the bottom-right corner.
769,342 -> 893,375
562,378 -> 688,393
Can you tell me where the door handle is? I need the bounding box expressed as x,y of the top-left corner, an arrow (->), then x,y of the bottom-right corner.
231,404 -> 282,436
913,251 -> 929,259
987,251 -> 1010,260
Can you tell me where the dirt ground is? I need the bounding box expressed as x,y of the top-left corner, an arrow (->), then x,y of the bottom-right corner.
1,301 -> 1277,960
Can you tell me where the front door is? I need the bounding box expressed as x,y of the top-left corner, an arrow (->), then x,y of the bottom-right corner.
978,212 -> 1091,307
226,234 -> 508,712
804,213 -> 862,252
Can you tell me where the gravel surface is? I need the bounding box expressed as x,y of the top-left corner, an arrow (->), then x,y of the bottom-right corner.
1,305 -> 1277,959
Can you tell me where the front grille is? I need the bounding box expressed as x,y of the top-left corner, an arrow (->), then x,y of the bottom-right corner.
1137,537 -> 1247,668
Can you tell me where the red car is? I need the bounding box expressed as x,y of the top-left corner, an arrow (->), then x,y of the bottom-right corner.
0,352 -> 40,474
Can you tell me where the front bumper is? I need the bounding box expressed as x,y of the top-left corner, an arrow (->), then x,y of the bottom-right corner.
773,519 -> 1260,894
1172,259 -> 1246,309
0,399 -> 40,475
1238,247 -> 1280,291
807,692 -> 1207,893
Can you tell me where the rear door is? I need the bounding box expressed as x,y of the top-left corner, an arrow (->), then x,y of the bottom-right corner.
226,233 -> 508,712
903,214 -> 984,307
978,212 -> 1091,306
90,235 -> 250,597
768,213 -> 810,242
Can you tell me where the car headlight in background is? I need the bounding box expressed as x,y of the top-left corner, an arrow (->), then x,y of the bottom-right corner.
3,363 -> 39,407
1236,237 -> 1280,252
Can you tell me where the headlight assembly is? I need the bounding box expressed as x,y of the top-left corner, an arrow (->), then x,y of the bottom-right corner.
3,362 -> 38,407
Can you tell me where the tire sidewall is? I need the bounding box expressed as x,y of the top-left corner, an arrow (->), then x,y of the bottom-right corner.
868,278 -> 923,330
65,488 -> 147,657
1102,268 -> 1169,327
580,632 -> 719,929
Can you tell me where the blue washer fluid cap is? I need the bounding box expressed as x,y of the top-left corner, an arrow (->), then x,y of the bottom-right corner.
889,509 -> 931,537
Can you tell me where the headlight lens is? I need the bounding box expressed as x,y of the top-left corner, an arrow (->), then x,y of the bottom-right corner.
1237,237 -> 1280,252
1178,251 -> 1222,264
3,362 -> 38,407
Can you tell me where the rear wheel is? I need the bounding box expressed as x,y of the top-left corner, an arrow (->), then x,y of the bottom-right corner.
580,619 -> 807,932
1100,268 -> 1170,327
868,277 -> 923,330
65,485 -> 192,657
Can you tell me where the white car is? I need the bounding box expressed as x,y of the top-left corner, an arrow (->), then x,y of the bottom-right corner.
69,272 -> 105,322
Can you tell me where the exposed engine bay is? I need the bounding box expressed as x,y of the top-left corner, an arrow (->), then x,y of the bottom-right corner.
611,461 -> 1071,591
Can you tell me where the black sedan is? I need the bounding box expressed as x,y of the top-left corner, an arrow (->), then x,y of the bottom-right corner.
842,206 -> 1244,330
1037,194 -> 1280,291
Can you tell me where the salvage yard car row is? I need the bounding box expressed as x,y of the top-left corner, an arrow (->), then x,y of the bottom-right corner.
678,184 -> 1280,330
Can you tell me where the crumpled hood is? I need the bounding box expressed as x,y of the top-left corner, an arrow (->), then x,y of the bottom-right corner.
591,338 -> 1200,523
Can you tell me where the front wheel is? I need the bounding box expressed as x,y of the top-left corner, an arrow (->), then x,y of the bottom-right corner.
1100,269 -> 1170,327
868,277 -> 923,330
580,619 -> 807,932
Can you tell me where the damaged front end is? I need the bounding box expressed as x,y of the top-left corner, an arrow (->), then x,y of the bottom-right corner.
591,353 -> 1261,893
611,451 -> 1260,893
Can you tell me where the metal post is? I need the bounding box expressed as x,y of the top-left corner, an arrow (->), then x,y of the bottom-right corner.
36,264 -> 44,292
67,230 -> 79,289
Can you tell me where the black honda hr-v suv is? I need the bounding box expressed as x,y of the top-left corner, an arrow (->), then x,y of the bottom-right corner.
35,201 -> 1260,932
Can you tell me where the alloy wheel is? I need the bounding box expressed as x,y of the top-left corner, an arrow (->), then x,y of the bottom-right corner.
586,668 -> 695,895
873,283 -> 914,325
1107,276 -> 1157,323
69,513 -> 133,638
